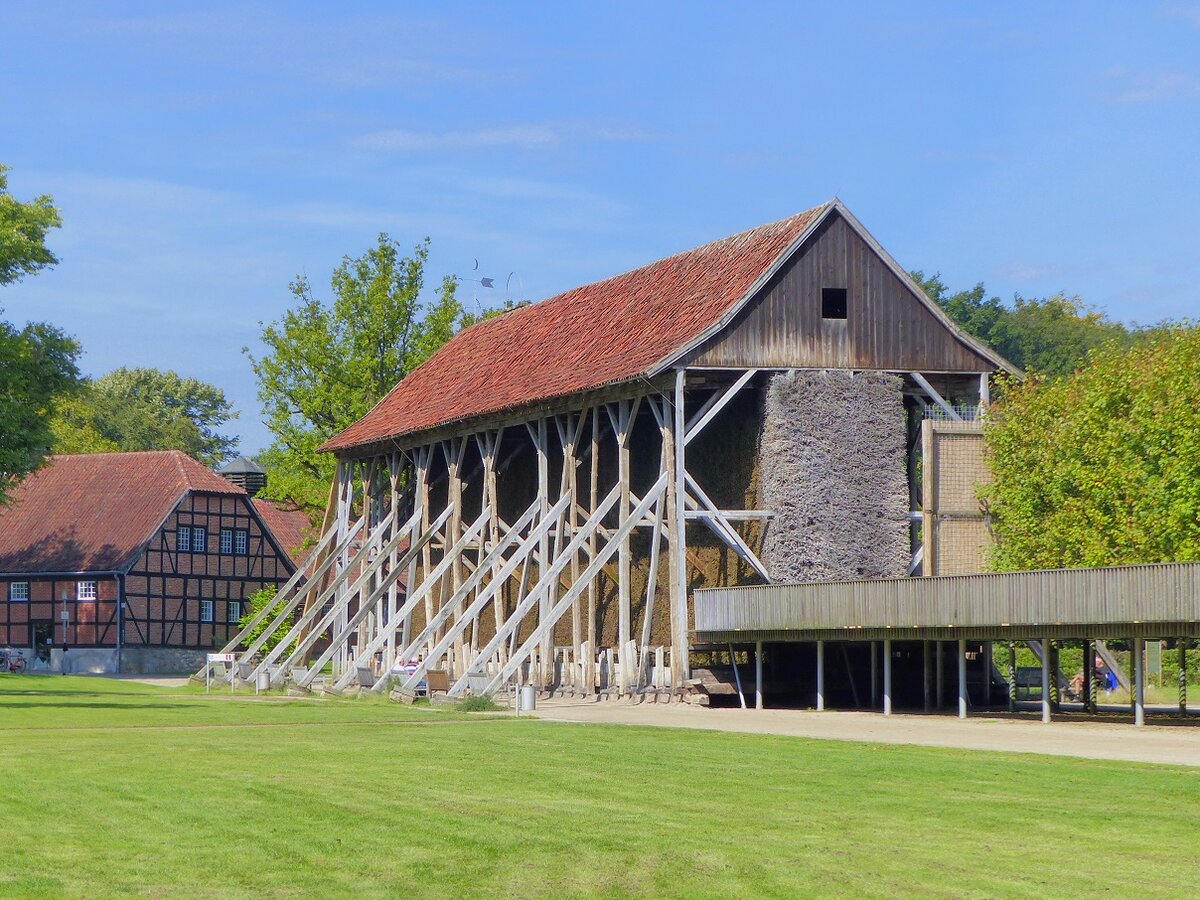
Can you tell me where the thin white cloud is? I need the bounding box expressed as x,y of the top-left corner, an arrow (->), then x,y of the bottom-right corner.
352,121 -> 659,153
996,261 -> 1069,283
1105,66 -> 1200,103
1161,3 -> 1200,27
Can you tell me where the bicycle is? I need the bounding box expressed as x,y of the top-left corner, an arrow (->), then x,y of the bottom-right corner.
1,648 -> 27,673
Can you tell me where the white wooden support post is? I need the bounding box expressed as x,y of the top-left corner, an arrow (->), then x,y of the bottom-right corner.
1133,638 -> 1145,727
815,640 -> 825,711
586,405 -> 600,685
1041,637 -> 1052,724
671,370 -> 689,687
535,419 -> 551,688
755,640 -> 763,710
882,639 -> 893,715
616,400 -> 632,695
957,638 -> 968,719
446,439 -> 467,679
388,455 -> 402,659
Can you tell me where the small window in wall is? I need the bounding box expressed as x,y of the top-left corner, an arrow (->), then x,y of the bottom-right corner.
235,530 -> 248,555
9,581 -> 29,602
220,528 -> 233,554
200,600 -> 214,623
821,287 -> 848,320
227,600 -> 241,624
77,581 -> 97,601
177,525 -> 191,552
192,526 -> 207,553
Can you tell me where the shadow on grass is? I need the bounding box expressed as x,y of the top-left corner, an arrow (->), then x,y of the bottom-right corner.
0,700 -> 197,711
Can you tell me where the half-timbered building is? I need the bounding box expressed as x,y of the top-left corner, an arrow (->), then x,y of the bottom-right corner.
0,450 -> 300,673
208,200 -> 1016,700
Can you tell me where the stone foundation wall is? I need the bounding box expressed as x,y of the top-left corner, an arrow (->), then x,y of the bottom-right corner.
759,370 -> 910,583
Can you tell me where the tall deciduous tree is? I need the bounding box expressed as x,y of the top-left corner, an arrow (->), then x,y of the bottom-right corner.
0,163 -> 80,503
250,234 -> 461,517
50,368 -> 238,464
0,164 -> 61,285
912,271 -> 1131,378
983,325 -> 1200,570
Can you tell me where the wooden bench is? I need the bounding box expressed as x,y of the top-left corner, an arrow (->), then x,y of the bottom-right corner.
1014,666 -> 1044,699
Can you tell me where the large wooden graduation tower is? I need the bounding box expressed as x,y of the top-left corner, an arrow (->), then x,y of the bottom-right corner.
208,201 -> 1008,697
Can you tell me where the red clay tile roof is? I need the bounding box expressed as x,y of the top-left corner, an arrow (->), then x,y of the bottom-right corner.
253,498 -> 316,566
0,451 -> 241,574
322,203 -> 833,452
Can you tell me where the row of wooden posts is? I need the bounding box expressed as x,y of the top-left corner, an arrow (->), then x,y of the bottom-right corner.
196,372 -> 770,696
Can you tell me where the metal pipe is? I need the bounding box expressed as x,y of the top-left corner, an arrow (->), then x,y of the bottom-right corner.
755,640 -> 763,710
1134,638 -> 1145,727
957,638 -> 968,719
882,639 -> 892,715
1041,638 -> 1051,724
816,640 -> 825,711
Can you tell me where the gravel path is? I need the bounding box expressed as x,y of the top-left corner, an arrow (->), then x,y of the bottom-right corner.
532,698 -> 1200,767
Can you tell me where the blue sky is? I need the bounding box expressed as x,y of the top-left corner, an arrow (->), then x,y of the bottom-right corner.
3,2 -> 1199,453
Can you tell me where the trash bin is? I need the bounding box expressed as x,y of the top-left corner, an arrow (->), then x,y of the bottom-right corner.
519,684 -> 537,712
257,671 -> 271,693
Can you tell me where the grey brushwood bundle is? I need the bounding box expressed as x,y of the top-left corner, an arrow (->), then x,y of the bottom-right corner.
760,370 -> 910,583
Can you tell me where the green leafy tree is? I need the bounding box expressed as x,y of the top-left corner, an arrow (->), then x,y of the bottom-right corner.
0,319 -> 82,503
238,586 -> 294,654
0,164 -> 81,503
51,368 -> 238,464
983,325 -> 1200,570
250,234 -> 461,517
911,272 -> 1131,378
0,164 -> 61,284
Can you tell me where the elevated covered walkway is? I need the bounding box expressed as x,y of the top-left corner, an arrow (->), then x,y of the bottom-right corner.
694,562 -> 1200,726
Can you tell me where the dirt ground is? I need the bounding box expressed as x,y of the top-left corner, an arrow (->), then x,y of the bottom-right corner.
531,697 -> 1200,767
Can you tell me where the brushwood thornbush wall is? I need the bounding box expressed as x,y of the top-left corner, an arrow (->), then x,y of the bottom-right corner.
760,370 -> 909,582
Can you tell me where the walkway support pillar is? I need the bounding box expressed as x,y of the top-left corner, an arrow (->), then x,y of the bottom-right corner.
755,640 -> 764,711
882,639 -> 892,716
1007,641 -> 1017,712
1041,637 -> 1052,724
1082,639 -> 1094,714
1180,639 -> 1188,720
1133,638 -> 1145,727
957,638 -> 968,719
815,640 -> 825,711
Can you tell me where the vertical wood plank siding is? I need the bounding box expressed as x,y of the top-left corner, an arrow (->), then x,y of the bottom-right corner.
694,562 -> 1200,640
689,213 -> 995,372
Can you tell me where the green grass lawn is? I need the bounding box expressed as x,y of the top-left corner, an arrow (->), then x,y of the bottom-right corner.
1,675 -> 1198,898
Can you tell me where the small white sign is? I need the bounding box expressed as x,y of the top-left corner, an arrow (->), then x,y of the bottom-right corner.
207,652 -> 236,663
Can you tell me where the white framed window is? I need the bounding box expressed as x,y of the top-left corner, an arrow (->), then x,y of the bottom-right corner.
220,528 -> 233,554
200,600 -> 213,623
9,581 -> 29,602
235,529 -> 248,555
227,600 -> 241,623
192,526 -> 207,553
177,525 -> 191,552
77,581 -> 97,601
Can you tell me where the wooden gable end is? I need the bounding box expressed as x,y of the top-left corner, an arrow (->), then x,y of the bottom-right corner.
686,211 -> 998,373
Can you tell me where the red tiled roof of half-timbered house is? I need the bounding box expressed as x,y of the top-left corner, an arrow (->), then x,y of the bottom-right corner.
320,203 -> 839,452
0,451 -> 242,574
252,498 -> 316,566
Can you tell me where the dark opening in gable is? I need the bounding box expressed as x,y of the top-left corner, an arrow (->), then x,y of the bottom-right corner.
822,287 -> 848,320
